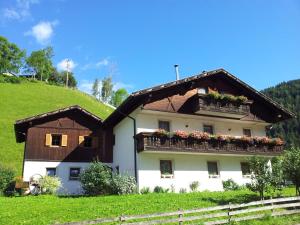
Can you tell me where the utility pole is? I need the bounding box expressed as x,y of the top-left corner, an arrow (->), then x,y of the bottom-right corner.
66,59 -> 70,88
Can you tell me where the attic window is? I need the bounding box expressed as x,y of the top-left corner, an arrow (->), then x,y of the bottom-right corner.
83,136 -> 93,148
51,134 -> 62,146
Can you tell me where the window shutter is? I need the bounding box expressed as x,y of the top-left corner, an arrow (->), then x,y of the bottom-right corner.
61,135 -> 68,147
92,137 -> 98,148
45,134 -> 52,146
78,136 -> 84,146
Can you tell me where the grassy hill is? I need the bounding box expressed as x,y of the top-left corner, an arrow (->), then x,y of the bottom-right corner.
0,81 -> 114,174
262,79 -> 300,147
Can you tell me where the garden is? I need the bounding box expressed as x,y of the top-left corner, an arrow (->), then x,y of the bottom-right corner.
1,147 -> 300,225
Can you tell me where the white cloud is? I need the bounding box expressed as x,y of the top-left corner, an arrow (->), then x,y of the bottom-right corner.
78,80 -> 93,94
57,59 -> 77,71
25,20 -> 58,44
81,58 -> 110,71
113,82 -> 133,91
2,0 -> 39,21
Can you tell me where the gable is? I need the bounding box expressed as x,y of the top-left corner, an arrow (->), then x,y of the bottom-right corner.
104,69 -> 295,127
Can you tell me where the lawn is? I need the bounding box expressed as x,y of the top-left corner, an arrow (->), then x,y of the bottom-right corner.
1,188 -> 299,225
0,82 -> 114,174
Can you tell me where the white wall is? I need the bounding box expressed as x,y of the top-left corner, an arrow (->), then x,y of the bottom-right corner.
138,152 -> 251,192
23,161 -> 91,195
113,114 -> 136,177
136,110 -> 266,137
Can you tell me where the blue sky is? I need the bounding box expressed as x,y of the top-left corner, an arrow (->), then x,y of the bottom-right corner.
1,0 -> 300,94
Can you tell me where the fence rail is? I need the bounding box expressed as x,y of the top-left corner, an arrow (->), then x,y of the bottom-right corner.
56,196 -> 300,225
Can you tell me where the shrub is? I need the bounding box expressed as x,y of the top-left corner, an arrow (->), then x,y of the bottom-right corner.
80,162 -> 112,195
179,188 -> 187,193
39,176 -> 61,194
140,187 -> 151,194
111,173 -> 137,195
153,186 -> 169,193
222,179 -> 240,191
189,181 -> 200,192
0,166 -> 15,195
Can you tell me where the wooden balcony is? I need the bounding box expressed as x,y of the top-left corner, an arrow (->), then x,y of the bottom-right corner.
193,94 -> 253,118
135,132 -> 283,156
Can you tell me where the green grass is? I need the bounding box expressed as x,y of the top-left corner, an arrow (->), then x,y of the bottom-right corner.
0,188 -> 299,225
0,82 -> 114,174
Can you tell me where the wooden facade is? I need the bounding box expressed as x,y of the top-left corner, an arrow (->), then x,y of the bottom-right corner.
16,106 -> 113,163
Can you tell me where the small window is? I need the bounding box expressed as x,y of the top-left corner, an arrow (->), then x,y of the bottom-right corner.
51,134 -> 62,146
241,162 -> 251,177
46,168 -> 56,177
69,168 -> 80,180
207,161 -> 219,178
203,125 -> 214,134
243,129 -> 252,137
158,120 -> 170,132
83,136 -> 93,148
197,88 -> 207,94
160,160 -> 173,178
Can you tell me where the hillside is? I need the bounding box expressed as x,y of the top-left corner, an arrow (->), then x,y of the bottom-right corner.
262,79 -> 300,147
0,82 -> 114,174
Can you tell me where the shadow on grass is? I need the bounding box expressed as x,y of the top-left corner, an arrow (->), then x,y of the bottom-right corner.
199,193 -> 260,205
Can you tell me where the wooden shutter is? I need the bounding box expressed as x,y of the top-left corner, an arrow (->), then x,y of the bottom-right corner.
45,134 -> 52,146
92,137 -> 98,148
61,135 -> 68,147
78,136 -> 84,146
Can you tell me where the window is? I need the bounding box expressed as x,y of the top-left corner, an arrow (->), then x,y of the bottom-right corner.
197,88 -> 207,94
207,161 -> 219,178
203,125 -> 214,134
46,168 -> 56,177
51,134 -> 62,146
158,120 -> 170,132
243,129 -> 252,137
160,160 -> 173,178
83,136 -> 93,148
241,162 -> 251,177
69,168 -> 80,180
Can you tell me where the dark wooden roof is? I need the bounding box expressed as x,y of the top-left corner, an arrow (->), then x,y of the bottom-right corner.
103,68 -> 295,127
15,105 -> 103,142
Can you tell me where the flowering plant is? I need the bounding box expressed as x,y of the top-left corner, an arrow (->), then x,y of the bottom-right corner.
172,130 -> 189,139
188,131 -> 203,140
216,134 -> 230,142
154,129 -> 169,137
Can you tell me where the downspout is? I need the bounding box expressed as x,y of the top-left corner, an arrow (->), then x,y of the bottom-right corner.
114,110 -> 138,184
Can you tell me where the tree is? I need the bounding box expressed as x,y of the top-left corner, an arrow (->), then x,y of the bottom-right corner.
282,147 -> 300,195
247,156 -> 272,200
111,88 -> 129,107
0,36 -> 25,74
92,78 -> 100,100
60,71 -> 77,88
26,47 -> 54,81
101,76 -> 113,103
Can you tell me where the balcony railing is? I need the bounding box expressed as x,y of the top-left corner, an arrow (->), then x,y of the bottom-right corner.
193,94 -> 253,118
135,132 -> 283,156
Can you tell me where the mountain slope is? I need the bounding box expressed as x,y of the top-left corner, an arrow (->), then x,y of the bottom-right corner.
0,82 -> 114,174
262,79 -> 300,147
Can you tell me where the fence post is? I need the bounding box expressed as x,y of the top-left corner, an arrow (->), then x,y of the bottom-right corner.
178,208 -> 183,225
228,202 -> 232,224
270,196 -> 274,213
119,214 -> 125,224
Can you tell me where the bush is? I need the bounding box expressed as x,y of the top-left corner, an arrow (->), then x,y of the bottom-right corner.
153,186 -> 169,193
111,173 -> 137,195
189,181 -> 200,192
179,188 -> 187,193
0,166 -> 15,195
80,162 -> 112,195
140,187 -> 151,194
222,179 -> 240,191
39,176 -> 61,194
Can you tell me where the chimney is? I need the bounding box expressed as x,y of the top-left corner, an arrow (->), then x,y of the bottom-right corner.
174,64 -> 179,80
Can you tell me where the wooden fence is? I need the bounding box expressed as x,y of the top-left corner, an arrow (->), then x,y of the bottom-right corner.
56,196 -> 300,225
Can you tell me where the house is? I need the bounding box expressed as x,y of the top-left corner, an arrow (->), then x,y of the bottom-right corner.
14,68 -> 294,194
